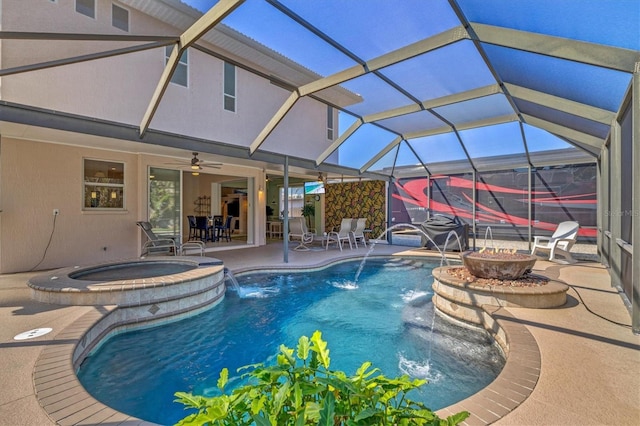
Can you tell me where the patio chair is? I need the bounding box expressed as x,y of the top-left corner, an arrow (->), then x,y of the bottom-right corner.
350,218 -> 367,248
288,217 -> 314,251
136,221 -> 204,256
187,215 -> 198,240
194,216 -> 211,242
326,218 -> 353,251
531,221 -> 579,264
217,215 -> 233,242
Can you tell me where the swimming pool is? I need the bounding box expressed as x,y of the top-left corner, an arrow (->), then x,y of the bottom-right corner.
77,257 -> 504,425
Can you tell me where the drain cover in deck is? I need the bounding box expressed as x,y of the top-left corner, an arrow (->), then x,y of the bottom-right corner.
14,328 -> 52,340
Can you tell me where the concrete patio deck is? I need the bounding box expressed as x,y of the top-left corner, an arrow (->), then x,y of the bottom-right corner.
1,242 -> 638,425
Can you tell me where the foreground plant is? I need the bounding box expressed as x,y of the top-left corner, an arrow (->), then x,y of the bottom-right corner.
174,330 -> 469,425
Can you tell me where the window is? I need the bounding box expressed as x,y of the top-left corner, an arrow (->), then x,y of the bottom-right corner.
223,61 -> 236,112
279,186 -> 304,218
165,46 -> 188,87
76,0 -> 95,18
112,4 -> 129,32
84,159 -> 125,209
327,105 -> 334,140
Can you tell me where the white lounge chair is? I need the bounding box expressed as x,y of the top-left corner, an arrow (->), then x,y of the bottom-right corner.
288,217 -> 314,251
531,221 -> 579,264
351,218 -> 367,248
136,221 -> 204,257
326,218 -> 353,251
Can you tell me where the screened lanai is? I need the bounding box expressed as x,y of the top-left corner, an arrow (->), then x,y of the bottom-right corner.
206,0 -> 632,171
133,0 -> 634,246
150,0 -> 637,333
0,0 -> 638,329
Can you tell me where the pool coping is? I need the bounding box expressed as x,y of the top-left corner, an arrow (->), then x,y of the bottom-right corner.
32,255 -> 541,426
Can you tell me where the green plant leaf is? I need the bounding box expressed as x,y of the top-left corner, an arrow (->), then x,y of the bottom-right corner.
293,382 -> 303,410
316,376 -> 354,395
297,335 -> 310,361
217,367 -> 229,391
443,410 -> 470,425
318,391 -> 336,426
173,413 -> 201,426
310,351 -> 320,370
273,380 -> 291,416
204,398 -> 230,420
353,407 -> 380,422
354,361 -> 376,380
173,392 -> 206,409
174,331 -> 469,426
304,402 -> 321,422
310,330 -> 331,369
252,413 -> 272,426
295,412 -> 306,426
251,395 -> 267,415
278,344 -> 296,367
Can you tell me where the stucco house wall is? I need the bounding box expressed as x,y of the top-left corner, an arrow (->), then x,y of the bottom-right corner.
0,0 -> 332,272
0,137 -> 140,272
0,1 -> 332,154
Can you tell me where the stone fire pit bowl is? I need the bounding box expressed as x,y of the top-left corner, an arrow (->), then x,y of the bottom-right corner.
460,250 -> 538,280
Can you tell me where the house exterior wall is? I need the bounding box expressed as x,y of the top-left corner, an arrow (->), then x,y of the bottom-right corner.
0,137 -> 140,273
0,0 -> 331,153
0,1 -> 333,272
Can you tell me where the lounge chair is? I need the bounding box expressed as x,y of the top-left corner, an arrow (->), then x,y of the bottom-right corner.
350,218 -> 367,248
326,218 -> 353,251
531,221 -> 579,264
288,217 -> 314,251
136,221 -> 204,256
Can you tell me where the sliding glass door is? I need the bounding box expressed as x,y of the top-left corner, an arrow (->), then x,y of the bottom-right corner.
148,167 -> 182,238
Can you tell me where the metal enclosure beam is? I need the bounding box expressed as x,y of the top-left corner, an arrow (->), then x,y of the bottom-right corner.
0,31 -> 177,41
404,125 -> 454,140
472,170 -> 477,250
528,165 -> 533,251
455,114 -> 518,131
297,26 -> 468,97
283,156 -> 289,262
139,0 -> 245,137
472,23 -> 638,73
609,121 -> 623,292
359,136 -> 402,174
505,83 -> 617,125
0,41 -> 175,77
362,84 -> 501,124
523,115 -> 604,149
249,91 -> 300,154
315,118 -> 363,165
632,66 -> 640,334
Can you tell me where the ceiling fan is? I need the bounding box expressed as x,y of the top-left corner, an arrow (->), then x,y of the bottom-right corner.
165,152 -> 222,172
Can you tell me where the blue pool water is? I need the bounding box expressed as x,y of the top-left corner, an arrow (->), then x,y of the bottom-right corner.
77,257 -> 504,425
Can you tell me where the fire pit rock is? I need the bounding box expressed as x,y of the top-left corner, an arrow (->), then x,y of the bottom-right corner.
460,250 -> 537,280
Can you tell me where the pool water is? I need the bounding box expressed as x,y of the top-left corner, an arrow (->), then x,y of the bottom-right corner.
77,257 -> 504,425
69,262 -> 196,281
